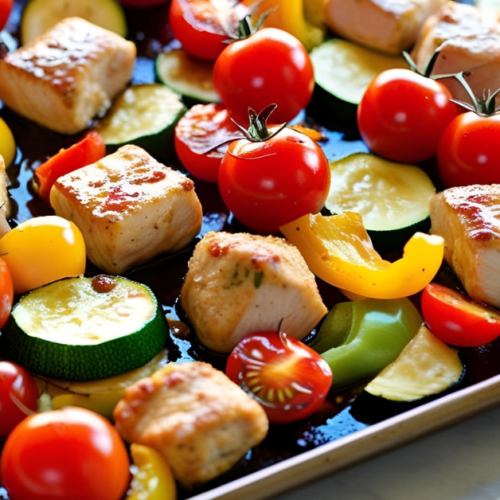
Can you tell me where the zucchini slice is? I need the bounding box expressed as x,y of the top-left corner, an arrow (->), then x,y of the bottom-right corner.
326,153 -> 435,248
156,49 -> 220,104
21,0 -> 127,45
97,84 -> 187,162
365,326 -> 464,403
311,39 -> 406,106
2,276 -> 168,381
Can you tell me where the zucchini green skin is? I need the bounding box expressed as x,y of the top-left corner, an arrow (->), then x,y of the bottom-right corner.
369,217 -> 432,253
104,105 -> 187,163
1,284 -> 169,381
307,85 -> 357,128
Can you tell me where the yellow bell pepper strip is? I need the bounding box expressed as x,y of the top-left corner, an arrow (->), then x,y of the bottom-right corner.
0,116 -> 16,167
52,393 -> 121,419
280,212 -> 444,299
127,444 -> 177,500
244,0 -> 326,51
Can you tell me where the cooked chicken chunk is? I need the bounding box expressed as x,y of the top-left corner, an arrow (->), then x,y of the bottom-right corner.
0,156 -> 10,238
114,362 -> 268,489
0,18 -> 136,134
412,2 -> 500,104
51,145 -> 202,274
181,232 -> 327,353
324,0 -> 447,55
430,185 -> 500,308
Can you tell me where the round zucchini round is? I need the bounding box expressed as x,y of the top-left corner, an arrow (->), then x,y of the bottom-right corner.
156,49 -> 220,104
310,39 -> 406,124
1,276 -> 169,381
325,153 -> 435,250
97,84 -> 187,163
21,0 -> 127,45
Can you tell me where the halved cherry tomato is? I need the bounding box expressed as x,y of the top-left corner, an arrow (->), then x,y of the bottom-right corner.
0,0 -> 13,31
0,216 -> 86,294
357,69 -> 458,163
438,113 -> 500,188
214,28 -> 314,123
175,104 -> 241,183
226,332 -> 333,424
0,361 -> 38,437
422,283 -> 500,347
1,407 -> 130,500
219,121 -> 330,234
35,131 -> 106,206
169,0 -> 241,60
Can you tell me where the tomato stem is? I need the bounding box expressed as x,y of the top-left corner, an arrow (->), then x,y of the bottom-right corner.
231,104 -> 287,142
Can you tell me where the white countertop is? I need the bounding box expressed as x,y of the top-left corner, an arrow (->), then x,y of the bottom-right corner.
277,406 -> 500,500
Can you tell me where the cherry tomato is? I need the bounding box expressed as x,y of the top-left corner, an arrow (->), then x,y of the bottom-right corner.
437,112 -> 500,188
0,216 -> 86,294
169,0 -> 240,60
0,362 -> 38,437
226,332 -> 332,423
0,0 -> 13,31
214,28 -> 314,123
1,407 -> 130,500
0,257 -> 13,328
219,126 -> 330,234
422,283 -> 500,347
35,131 -> 106,206
175,104 -> 241,183
120,0 -> 167,6
357,69 -> 458,163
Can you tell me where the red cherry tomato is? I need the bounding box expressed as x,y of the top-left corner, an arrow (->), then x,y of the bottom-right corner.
0,0 -> 13,30
357,69 -> 458,163
175,104 -> 241,183
35,131 -> 106,206
0,257 -> 13,329
169,0 -> 240,60
219,126 -> 330,234
0,362 -> 38,437
226,332 -> 333,424
120,0 -> 167,6
422,283 -> 500,347
438,112 -> 500,188
1,407 -> 130,500
214,28 -> 314,123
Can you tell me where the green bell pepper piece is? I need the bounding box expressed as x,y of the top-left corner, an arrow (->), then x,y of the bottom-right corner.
314,298 -> 422,390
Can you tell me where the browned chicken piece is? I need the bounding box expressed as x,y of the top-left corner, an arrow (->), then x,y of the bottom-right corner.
324,0 -> 447,55
430,185 -> 500,308
181,231 -> 328,353
51,145 -> 202,274
412,2 -> 500,104
0,18 -> 136,134
114,362 -> 269,489
0,156 -> 10,238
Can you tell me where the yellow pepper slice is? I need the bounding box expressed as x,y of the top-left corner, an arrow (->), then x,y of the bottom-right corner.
0,117 -> 16,167
280,212 -> 444,299
127,444 -> 177,500
52,393 -> 121,419
244,0 -> 325,51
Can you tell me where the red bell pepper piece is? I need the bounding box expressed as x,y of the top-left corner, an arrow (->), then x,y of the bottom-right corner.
35,131 -> 106,206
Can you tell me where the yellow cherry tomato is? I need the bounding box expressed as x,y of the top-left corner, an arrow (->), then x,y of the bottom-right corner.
0,216 -> 86,294
128,444 -> 177,500
0,117 -> 16,167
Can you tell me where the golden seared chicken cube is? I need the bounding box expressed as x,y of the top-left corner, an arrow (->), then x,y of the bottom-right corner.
412,2 -> 500,104
0,18 -> 136,135
114,362 -> 269,489
430,185 -> 500,308
181,232 -> 327,353
51,145 -> 202,274
324,0 -> 447,55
